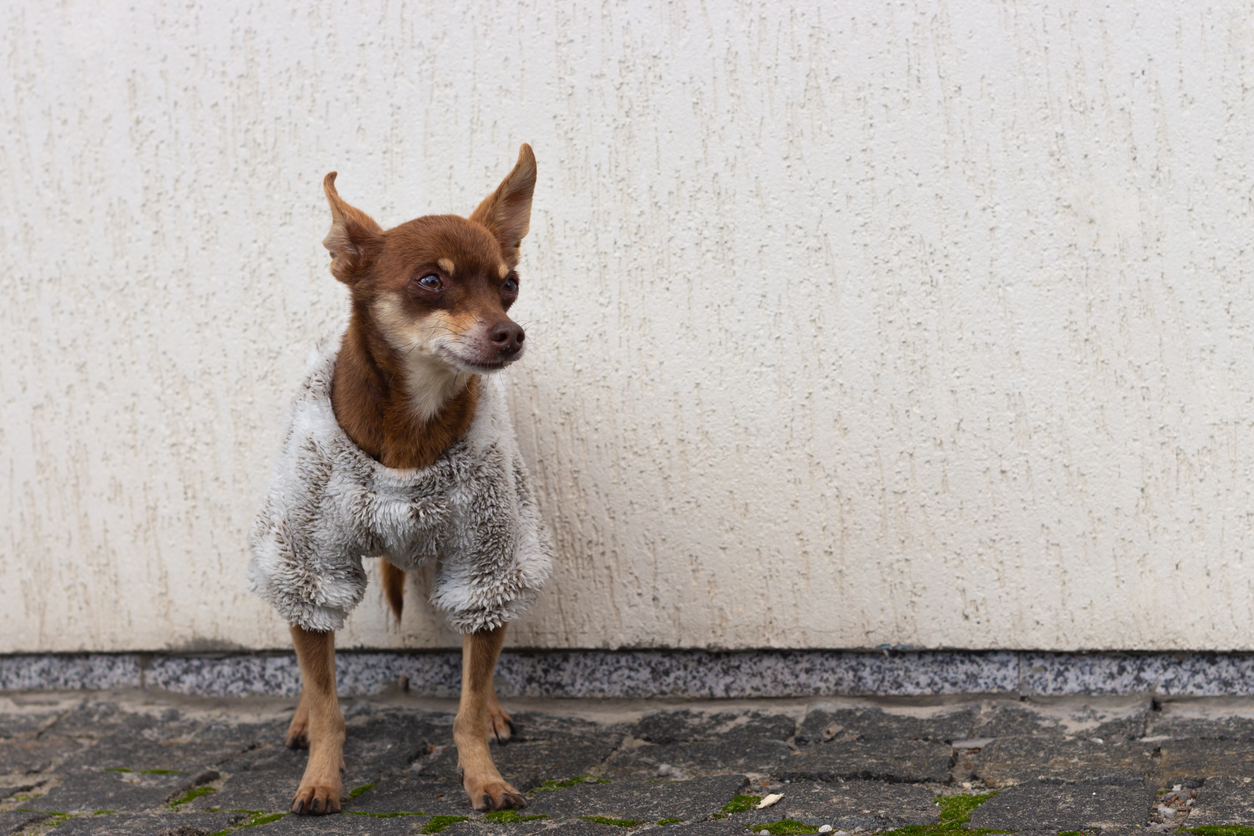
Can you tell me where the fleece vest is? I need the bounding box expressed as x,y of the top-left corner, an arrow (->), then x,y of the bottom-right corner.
248,337 -> 553,634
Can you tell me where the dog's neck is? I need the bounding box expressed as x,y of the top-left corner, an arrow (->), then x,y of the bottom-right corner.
331,306 -> 479,470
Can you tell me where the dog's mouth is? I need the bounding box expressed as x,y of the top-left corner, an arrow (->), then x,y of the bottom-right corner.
436,345 -> 522,374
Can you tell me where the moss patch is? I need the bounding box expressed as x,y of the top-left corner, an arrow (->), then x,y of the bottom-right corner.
658,817 -> 684,825
208,811 -> 286,835
534,775 -> 610,792
348,782 -> 377,798
875,792 -> 1004,835
1186,829 -> 1254,836
744,821 -> 818,835
169,785 -> 217,807
580,815 -> 643,827
423,814 -> 470,833
485,809 -> 549,823
722,794 -> 764,815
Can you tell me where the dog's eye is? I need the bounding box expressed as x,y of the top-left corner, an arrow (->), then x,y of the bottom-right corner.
502,277 -> 518,294
415,274 -> 442,291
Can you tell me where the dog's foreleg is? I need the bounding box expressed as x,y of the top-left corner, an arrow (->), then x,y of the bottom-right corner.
285,688 -> 310,748
289,625 -> 345,815
455,624 -> 526,810
485,686 -> 515,745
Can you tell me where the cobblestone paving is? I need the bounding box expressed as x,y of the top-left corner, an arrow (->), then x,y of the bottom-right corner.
2,689 -> 1253,834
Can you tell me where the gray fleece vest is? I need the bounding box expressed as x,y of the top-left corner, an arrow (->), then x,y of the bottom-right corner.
248,338 -> 553,634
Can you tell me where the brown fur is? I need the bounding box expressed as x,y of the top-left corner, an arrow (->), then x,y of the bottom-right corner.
285,145 -> 538,815
330,321 -> 481,471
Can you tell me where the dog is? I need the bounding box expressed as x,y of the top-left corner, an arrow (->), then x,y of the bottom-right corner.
247,145 -> 552,815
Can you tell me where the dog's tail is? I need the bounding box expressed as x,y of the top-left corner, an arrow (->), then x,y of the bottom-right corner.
381,560 -> 405,624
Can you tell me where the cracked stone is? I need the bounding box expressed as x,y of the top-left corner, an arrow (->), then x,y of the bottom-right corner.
525,775 -> 748,824
59,729 -> 232,777
226,811 -> 424,834
509,713 -> 628,744
1156,738 -> 1254,785
971,699 -> 1149,741
418,729 -> 621,792
0,809 -> 50,835
1176,776 -> 1254,826
439,818 -> 627,835
631,712 -> 795,746
26,768 -> 197,814
341,713 -> 443,775
966,784 -> 1154,830
606,714 -> 792,780
639,825 -> 759,835
974,736 -> 1155,786
774,738 -> 954,784
186,767 -> 298,814
345,776 -> 472,817
24,811 -> 242,836
605,738 -> 790,780
796,704 -> 977,746
0,734 -> 86,773
731,779 -> 940,830
1151,710 -> 1254,741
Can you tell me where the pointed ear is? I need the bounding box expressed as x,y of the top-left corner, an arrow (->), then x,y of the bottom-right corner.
322,172 -> 382,283
469,144 -> 536,263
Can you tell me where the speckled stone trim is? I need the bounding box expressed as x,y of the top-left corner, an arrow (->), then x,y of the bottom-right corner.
4,651 -> 1254,697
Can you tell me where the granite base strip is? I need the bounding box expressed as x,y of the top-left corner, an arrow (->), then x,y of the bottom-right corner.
3,650 -> 1254,697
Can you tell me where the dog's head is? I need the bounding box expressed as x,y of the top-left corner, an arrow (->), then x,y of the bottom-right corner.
321,145 -> 536,381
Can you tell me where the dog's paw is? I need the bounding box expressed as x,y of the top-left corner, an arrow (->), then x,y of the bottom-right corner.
486,704 -> 515,745
285,706 -> 310,749
463,773 -> 527,811
290,780 -> 342,815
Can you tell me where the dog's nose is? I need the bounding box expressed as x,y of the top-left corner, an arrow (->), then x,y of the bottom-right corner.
489,320 -> 525,357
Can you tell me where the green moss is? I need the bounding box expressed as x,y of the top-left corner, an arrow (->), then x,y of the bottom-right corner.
484,809 -> 549,823
93,809 -> 116,815
16,809 -> 72,824
579,816 -> 642,827
743,821 -> 818,835
875,792 -> 1007,835
937,792 -> 997,826
208,809 -> 284,833
1186,829 -> 1254,836
658,817 -> 685,825
423,814 -> 470,833
348,782 -> 378,798
231,812 -> 286,831
169,785 -> 217,807
721,794 -> 763,815
533,774 -> 609,792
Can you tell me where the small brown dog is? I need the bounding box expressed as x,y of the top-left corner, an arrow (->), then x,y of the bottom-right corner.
249,145 -> 548,815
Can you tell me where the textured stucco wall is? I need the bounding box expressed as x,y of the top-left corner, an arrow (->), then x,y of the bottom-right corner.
3,1 -> 1254,653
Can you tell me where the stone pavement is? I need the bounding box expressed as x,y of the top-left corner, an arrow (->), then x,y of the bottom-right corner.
2,689 -> 1253,835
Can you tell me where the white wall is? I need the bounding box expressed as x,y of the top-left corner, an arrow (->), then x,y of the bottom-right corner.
4,0 -> 1254,653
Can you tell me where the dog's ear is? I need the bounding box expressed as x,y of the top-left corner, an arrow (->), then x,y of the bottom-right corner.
322,172 -> 382,284
469,144 -> 536,264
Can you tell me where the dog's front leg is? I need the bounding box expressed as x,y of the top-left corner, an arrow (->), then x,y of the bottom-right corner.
289,625 -> 345,815
455,624 -> 526,810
